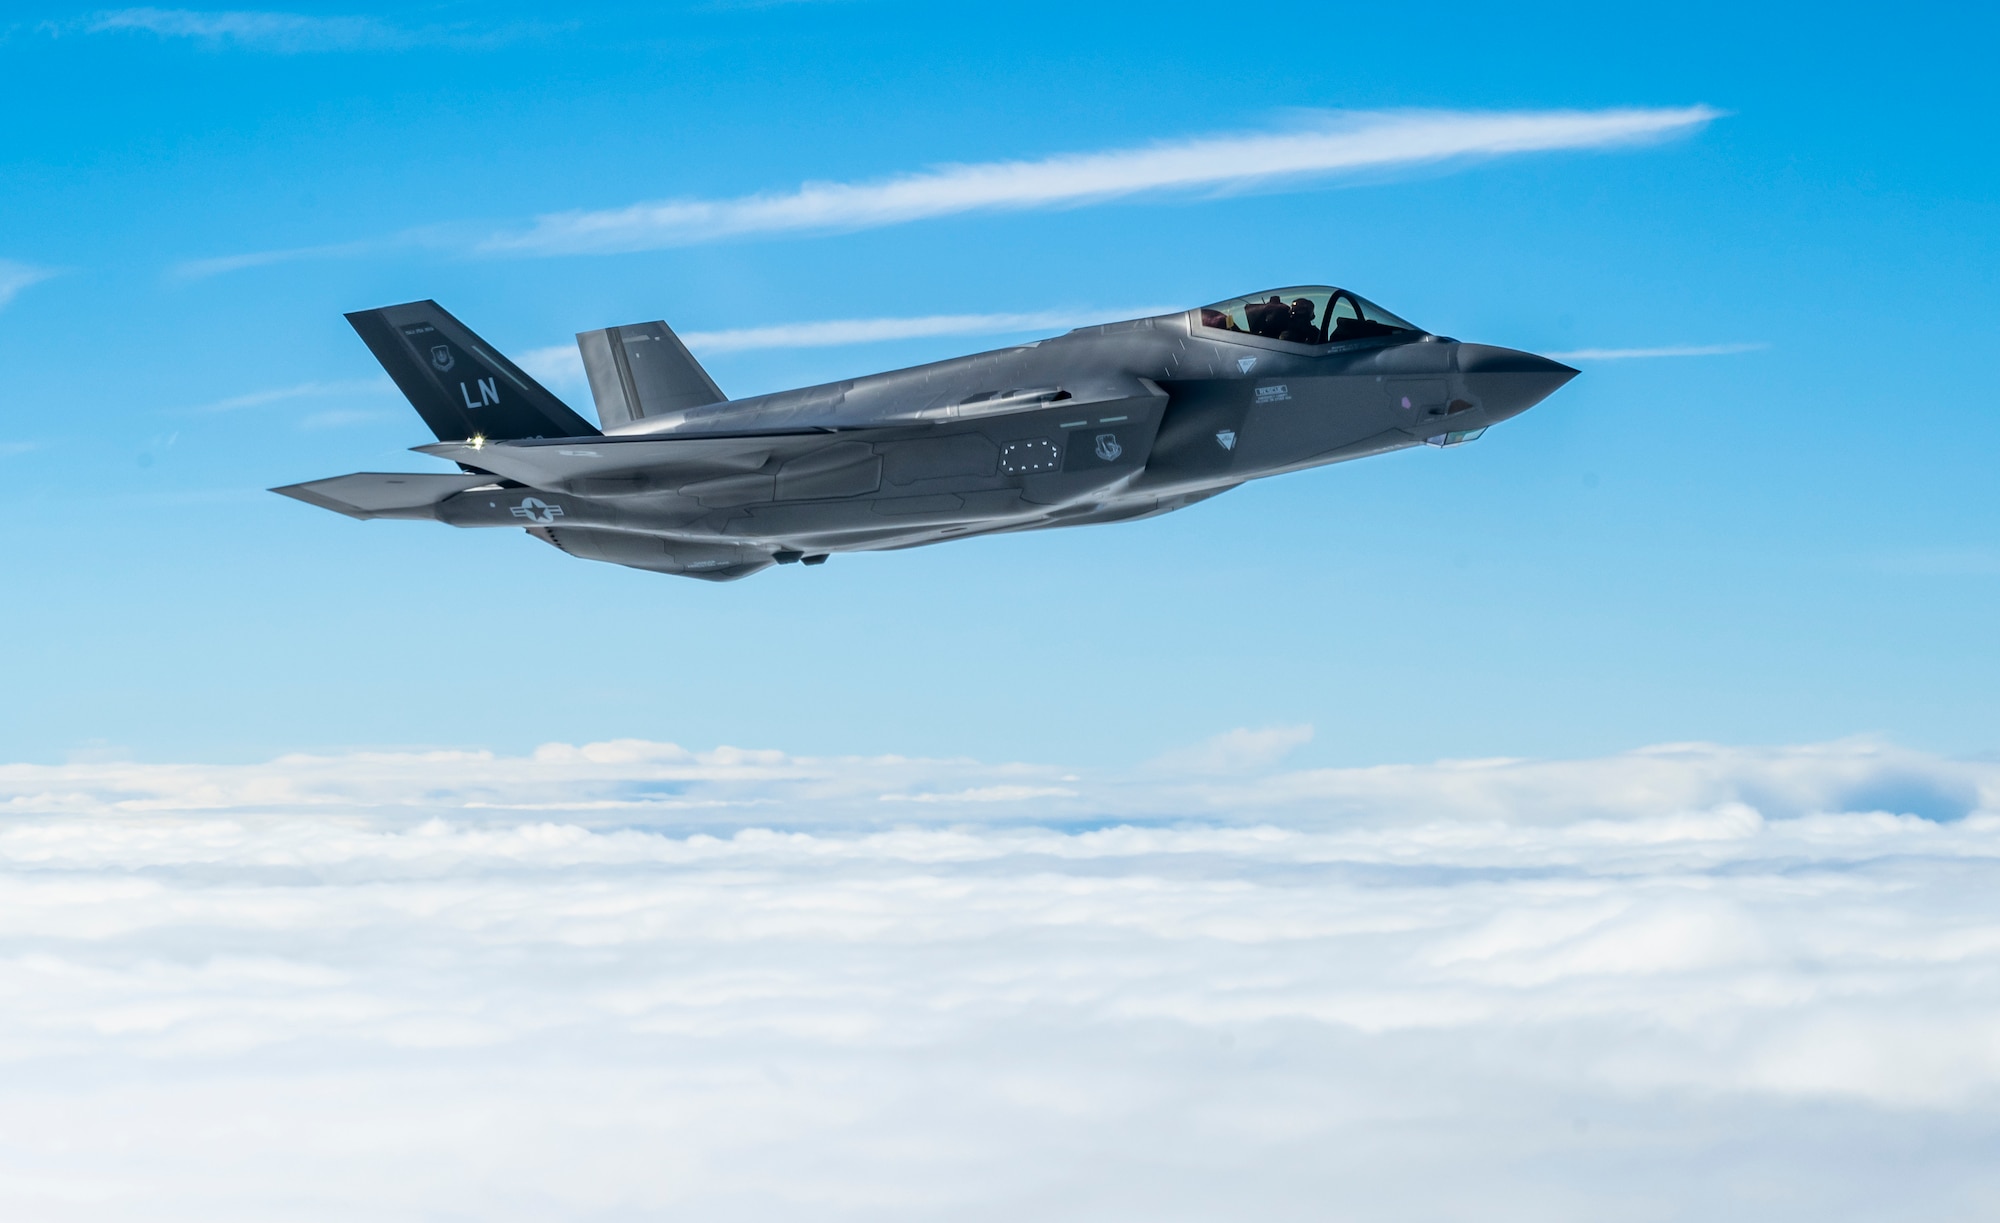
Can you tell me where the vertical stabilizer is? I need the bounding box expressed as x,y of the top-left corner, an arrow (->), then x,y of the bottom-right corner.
347,300 -> 600,441
577,321 -> 726,429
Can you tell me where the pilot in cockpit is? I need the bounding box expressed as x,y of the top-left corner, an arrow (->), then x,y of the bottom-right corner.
1279,298 -> 1323,345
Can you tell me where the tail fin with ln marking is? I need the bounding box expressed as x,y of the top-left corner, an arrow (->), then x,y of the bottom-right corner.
346,300 -> 600,442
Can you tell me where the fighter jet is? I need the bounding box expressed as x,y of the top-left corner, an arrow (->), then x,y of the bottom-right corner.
275,287 -> 1575,580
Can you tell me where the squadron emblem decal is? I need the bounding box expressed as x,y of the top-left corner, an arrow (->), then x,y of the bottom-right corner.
430,345 -> 455,373
508,497 -> 563,524
1093,433 -> 1124,462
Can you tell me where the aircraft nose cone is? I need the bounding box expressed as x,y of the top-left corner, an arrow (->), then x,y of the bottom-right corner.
1455,344 -> 1578,422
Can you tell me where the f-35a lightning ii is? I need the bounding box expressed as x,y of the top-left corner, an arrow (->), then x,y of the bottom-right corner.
275,287 -> 1576,581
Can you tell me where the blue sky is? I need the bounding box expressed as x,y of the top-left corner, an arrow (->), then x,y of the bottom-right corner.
2,1 -> 1997,766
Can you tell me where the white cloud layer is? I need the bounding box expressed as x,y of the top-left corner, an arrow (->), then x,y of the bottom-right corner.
486,107 -> 1720,254
3,735 -> 1996,1218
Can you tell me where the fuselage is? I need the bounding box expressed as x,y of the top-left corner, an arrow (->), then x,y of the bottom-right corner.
282,288 -> 1577,581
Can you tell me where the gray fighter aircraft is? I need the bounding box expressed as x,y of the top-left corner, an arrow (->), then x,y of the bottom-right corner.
275,287 -> 1575,580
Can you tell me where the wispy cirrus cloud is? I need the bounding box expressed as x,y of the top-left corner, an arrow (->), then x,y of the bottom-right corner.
1868,545 -> 2000,577
0,735 -> 1995,1218
0,259 -> 62,309
82,7 -> 404,50
75,8 -> 556,53
179,106 -> 1721,276
678,306 -> 1185,354
515,305 -> 1180,392
487,107 -> 1722,254
296,407 -> 395,429
170,235 -> 397,279
181,376 -> 392,414
1548,341 -> 1769,360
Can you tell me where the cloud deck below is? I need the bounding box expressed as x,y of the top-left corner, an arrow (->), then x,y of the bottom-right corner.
0,739 -> 1995,1219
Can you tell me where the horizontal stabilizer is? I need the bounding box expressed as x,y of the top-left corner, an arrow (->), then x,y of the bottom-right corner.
347,300 -> 601,443
577,321 -> 725,430
271,472 -> 496,520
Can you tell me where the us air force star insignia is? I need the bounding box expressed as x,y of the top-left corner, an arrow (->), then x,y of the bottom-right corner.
509,497 -> 563,524
430,345 -> 455,372
1093,433 -> 1123,462
1215,429 -> 1237,451
1237,357 -> 1257,374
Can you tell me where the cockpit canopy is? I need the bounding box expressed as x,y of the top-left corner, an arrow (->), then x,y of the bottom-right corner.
1196,286 -> 1420,346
